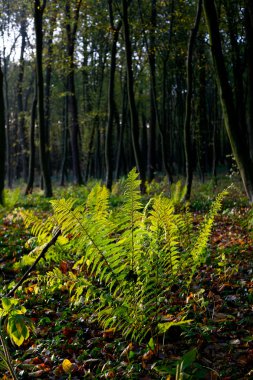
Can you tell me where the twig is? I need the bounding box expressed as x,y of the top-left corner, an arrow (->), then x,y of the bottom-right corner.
6,228 -> 61,298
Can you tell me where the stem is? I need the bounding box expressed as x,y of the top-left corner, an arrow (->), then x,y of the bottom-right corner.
6,229 -> 61,297
0,327 -> 18,380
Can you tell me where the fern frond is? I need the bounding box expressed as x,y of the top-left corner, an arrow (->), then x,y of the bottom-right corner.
51,196 -> 123,292
117,168 -> 142,230
21,210 -> 55,243
148,196 -> 180,275
187,188 -> 229,283
170,180 -> 187,205
86,184 -> 110,218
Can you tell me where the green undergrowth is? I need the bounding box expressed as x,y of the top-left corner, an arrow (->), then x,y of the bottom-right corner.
17,169 -> 228,341
1,172 -> 253,379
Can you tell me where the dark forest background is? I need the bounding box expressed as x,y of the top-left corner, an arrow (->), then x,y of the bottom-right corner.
0,0 -> 253,202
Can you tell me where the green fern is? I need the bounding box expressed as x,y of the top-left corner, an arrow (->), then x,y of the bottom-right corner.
170,180 -> 187,206
186,187 -> 229,284
21,210 -> 56,244
20,169 -> 228,343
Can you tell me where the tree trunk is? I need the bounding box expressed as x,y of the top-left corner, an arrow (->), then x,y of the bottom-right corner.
115,76 -> 127,179
3,54 -> 11,188
203,0 -> 253,202
160,58 -> 174,183
245,1 -> 253,160
196,40 -> 207,182
184,0 -> 202,201
85,124 -> 95,182
105,0 -> 122,190
17,17 -> 28,181
147,0 -> 157,182
25,79 -> 37,195
34,0 -> 53,197
0,60 -> 5,205
44,12 -> 56,178
65,0 -> 83,185
122,0 -> 146,193
60,90 -> 69,186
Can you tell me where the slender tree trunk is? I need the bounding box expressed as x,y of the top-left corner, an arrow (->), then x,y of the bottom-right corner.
85,124 -> 95,182
245,1 -> 253,160
60,91 -> 69,186
82,36 -> 91,114
34,0 -> 53,197
196,41 -> 206,182
122,0 -> 146,193
138,0 -> 174,184
3,54 -> 11,188
203,0 -> 253,202
85,47 -> 107,182
223,0 -> 246,137
0,60 -> 5,205
115,76 -> 127,179
160,59 -> 174,183
184,0 -> 202,200
25,79 -> 37,195
65,0 -> 83,185
44,13 -> 56,178
147,0 -> 156,182
105,0 -> 122,190
160,0 -> 175,182
17,18 -> 28,181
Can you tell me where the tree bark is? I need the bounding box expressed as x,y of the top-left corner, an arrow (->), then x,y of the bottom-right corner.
115,76 -> 127,179
25,78 -> 37,195
3,53 -> 11,188
122,0 -> 146,193
184,0 -> 202,201
44,11 -> 56,178
65,0 -> 83,185
245,1 -> 253,160
203,0 -> 253,202
34,0 -> 53,197
60,89 -> 69,186
147,0 -> 157,182
17,17 -> 28,181
0,60 -> 5,205
105,0 -> 122,190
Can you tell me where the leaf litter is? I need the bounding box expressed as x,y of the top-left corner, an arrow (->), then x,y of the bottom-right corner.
0,202 -> 253,379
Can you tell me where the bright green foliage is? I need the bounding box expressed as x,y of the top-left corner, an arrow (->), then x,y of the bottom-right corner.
21,211 -> 56,244
21,168 -> 228,342
0,298 -> 33,346
1,189 -> 21,209
185,188 -> 229,285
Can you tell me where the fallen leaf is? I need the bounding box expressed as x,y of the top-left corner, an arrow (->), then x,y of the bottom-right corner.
62,358 -> 73,374
103,328 -> 116,338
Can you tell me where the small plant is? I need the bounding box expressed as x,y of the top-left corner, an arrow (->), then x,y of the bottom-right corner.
0,297 -> 33,379
1,189 -> 21,210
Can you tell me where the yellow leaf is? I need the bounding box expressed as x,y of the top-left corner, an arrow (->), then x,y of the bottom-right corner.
62,359 -> 73,374
102,328 -> 116,338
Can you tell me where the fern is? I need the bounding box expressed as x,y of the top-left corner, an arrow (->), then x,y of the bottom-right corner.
170,180 -> 187,206
20,170 -> 228,343
21,210 -> 56,244
50,188 -> 124,292
185,188 -> 229,284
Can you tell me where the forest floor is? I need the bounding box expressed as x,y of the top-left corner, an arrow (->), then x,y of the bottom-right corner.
0,179 -> 253,380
